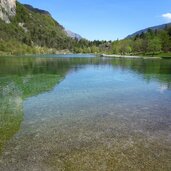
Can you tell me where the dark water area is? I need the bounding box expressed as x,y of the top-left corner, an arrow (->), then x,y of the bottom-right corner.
0,55 -> 171,170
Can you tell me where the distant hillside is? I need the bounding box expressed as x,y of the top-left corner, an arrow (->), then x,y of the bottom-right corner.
23,4 -> 52,16
127,22 -> 171,38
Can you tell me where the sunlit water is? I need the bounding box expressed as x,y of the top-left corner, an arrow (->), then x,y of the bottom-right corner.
0,56 -> 171,171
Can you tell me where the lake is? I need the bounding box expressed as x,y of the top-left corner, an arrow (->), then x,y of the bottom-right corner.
0,55 -> 171,171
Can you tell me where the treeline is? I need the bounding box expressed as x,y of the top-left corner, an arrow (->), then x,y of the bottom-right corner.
73,26 -> 171,56
0,39 -> 60,55
72,40 -> 112,54
112,27 -> 171,56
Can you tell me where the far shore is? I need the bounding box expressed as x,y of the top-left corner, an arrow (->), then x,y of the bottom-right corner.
1,53 -> 171,59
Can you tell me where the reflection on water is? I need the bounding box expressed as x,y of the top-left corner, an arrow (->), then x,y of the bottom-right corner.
0,56 -> 171,171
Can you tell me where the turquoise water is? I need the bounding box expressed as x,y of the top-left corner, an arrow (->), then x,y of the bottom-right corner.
22,53 -> 97,58
0,56 -> 171,170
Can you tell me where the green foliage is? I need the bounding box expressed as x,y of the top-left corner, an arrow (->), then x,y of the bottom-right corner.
147,37 -> 161,55
111,27 -> 171,56
73,26 -> 171,56
0,39 -> 57,55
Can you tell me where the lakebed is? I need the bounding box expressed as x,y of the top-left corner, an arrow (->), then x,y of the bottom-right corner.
0,55 -> 171,171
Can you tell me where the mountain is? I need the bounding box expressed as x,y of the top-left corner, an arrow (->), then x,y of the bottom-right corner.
127,22 -> 171,38
0,1 -> 83,54
65,29 -> 82,40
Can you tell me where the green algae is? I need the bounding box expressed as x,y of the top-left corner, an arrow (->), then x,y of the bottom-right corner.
0,74 -> 63,153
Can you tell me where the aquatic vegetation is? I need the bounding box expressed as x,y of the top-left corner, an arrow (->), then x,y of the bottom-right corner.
0,74 -> 63,153
0,81 -> 23,153
15,74 -> 63,98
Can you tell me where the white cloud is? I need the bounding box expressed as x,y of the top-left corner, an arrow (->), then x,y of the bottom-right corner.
162,13 -> 171,21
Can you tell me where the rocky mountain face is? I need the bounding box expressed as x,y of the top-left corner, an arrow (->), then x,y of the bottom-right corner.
0,0 -> 16,23
0,0 -> 83,54
65,29 -> 82,40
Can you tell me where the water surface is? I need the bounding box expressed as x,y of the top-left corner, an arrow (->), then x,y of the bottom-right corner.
0,56 -> 171,171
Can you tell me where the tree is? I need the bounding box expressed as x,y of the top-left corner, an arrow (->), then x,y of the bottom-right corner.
158,30 -> 171,52
133,38 -> 143,53
147,38 -> 162,55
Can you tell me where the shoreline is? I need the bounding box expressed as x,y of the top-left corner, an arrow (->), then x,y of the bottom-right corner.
100,54 -> 161,59
1,53 -> 171,59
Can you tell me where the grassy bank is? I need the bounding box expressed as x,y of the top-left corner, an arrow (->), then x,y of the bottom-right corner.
155,52 -> 171,58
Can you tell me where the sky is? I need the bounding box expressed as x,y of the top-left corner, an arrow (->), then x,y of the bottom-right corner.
19,0 -> 171,41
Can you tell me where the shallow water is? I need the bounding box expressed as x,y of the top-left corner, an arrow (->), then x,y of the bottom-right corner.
0,56 -> 171,171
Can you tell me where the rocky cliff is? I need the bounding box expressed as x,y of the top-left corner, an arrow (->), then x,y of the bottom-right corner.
0,0 -> 16,23
65,29 -> 82,40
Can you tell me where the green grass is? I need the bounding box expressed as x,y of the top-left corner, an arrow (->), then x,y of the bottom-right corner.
156,52 -> 171,58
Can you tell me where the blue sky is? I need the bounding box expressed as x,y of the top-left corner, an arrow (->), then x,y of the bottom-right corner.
19,0 -> 171,40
